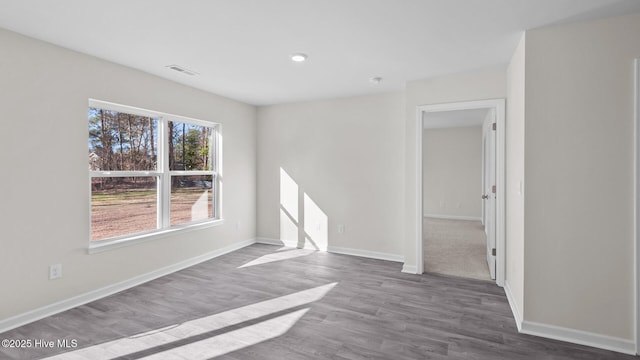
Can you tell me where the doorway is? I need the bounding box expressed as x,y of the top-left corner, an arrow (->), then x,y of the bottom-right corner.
415,99 -> 505,286
634,58 -> 639,355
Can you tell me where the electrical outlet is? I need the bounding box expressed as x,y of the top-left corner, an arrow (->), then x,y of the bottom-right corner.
49,264 -> 62,280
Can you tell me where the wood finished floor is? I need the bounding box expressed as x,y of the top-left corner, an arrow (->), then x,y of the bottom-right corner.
0,244 -> 635,359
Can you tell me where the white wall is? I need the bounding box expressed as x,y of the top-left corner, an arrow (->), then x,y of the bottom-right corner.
505,33 -> 526,325
4,10 -> 638,352
422,126 -> 482,219
523,12 -> 640,342
404,69 -> 507,271
0,29 -> 257,322
256,93 -> 405,258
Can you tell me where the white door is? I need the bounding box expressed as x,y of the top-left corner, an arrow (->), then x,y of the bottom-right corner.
481,130 -> 488,227
482,111 -> 496,279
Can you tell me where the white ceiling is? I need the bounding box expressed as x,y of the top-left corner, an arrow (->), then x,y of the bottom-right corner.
0,0 -> 639,105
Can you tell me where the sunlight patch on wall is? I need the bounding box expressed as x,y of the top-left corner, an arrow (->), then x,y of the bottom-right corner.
279,167 -> 329,250
280,208 -> 299,243
280,167 -> 300,244
304,193 -> 328,251
280,168 -> 298,222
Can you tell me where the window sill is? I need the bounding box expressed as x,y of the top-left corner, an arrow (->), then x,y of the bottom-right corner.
87,219 -> 224,254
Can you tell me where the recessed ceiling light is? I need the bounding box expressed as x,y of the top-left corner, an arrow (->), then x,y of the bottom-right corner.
369,76 -> 383,84
291,53 -> 308,62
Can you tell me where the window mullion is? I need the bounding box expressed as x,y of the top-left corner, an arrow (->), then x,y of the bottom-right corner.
90,171 -> 161,178
159,116 -> 171,229
214,125 -> 222,220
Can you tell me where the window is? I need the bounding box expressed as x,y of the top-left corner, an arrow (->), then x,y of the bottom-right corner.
88,100 -> 221,243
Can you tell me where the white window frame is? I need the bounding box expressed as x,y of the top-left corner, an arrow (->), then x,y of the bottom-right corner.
88,99 -> 223,253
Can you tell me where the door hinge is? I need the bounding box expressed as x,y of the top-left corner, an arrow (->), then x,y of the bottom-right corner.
492,248 -> 496,256
491,185 -> 496,193
492,122 -> 497,131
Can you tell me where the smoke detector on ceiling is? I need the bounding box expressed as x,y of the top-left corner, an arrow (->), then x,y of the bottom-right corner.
165,64 -> 199,76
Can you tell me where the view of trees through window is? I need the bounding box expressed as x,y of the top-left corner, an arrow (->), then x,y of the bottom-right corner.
88,108 -> 158,172
169,121 -> 213,171
89,105 -> 217,241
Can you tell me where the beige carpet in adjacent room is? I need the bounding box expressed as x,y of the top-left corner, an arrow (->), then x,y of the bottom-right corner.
423,217 -> 492,281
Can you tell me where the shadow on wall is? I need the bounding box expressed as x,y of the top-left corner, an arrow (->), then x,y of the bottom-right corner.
280,168 -> 328,251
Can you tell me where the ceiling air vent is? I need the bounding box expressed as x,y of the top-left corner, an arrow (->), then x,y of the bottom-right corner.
165,64 -> 198,76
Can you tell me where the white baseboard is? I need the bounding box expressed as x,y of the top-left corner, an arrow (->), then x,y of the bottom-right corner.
424,214 -> 482,221
256,238 -> 404,263
255,237 -> 296,247
327,246 -> 404,263
255,237 -> 319,250
520,321 -> 636,355
0,238 -> 256,334
401,264 -> 420,274
502,281 -> 635,355
503,280 -> 523,331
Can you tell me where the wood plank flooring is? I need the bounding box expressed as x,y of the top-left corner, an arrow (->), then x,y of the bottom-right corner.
0,244 -> 635,359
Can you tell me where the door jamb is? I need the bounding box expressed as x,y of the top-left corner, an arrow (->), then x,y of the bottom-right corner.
415,99 -> 506,287
633,58 -> 639,355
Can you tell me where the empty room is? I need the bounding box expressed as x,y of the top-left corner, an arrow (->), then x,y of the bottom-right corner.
1,1 -> 640,359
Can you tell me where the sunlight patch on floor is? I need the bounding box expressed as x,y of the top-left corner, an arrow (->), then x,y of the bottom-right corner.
238,248 -> 315,268
143,308 -> 309,359
43,282 -> 337,360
